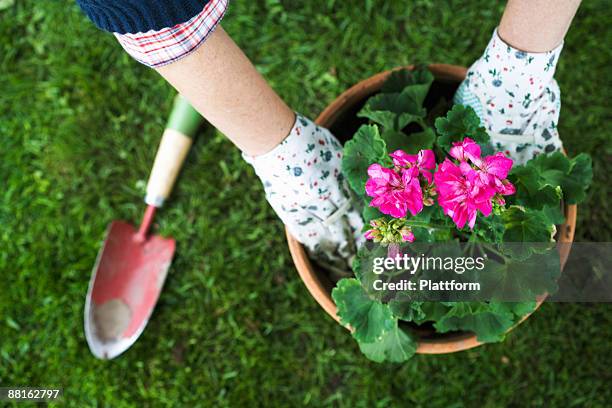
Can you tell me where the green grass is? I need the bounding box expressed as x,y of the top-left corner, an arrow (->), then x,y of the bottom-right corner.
1,0 -> 611,406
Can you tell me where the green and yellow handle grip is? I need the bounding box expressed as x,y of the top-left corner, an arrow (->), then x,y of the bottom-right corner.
145,95 -> 204,207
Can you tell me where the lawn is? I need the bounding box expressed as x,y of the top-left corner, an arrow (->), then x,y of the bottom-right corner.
1,0 -> 611,406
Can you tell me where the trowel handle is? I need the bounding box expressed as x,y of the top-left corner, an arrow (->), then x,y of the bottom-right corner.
145,95 -> 204,207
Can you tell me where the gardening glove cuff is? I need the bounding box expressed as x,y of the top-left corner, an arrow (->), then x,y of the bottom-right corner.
455,29 -> 564,164
242,114 -> 364,274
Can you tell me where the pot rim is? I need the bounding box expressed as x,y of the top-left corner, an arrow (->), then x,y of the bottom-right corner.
286,64 -> 577,354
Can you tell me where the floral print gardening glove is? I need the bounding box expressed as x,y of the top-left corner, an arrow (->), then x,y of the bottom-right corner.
455,29 -> 564,165
243,114 -> 364,274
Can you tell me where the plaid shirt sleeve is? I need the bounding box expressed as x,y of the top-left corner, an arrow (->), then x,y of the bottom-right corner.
113,0 -> 229,68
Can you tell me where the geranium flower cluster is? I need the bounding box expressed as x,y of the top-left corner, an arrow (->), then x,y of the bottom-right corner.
436,138 -> 515,229
365,149 -> 436,219
364,138 -> 516,241
364,149 -> 436,243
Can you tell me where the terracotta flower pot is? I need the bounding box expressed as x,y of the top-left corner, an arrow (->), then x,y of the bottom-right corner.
286,64 -> 577,354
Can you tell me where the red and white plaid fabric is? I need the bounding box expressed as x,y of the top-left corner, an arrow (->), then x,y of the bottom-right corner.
114,0 -> 228,68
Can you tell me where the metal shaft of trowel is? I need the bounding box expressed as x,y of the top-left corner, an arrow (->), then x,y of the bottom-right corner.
134,205 -> 157,243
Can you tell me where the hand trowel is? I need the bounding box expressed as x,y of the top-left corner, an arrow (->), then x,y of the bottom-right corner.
85,95 -> 203,359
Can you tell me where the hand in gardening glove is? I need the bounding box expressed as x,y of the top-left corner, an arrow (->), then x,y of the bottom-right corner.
243,114 -> 364,275
455,30 -> 564,165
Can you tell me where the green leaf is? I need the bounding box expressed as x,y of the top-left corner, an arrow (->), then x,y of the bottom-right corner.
389,300 -> 426,322
435,105 -> 490,152
420,302 -> 453,322
434,302 -> 515,343
473,213 -> 506,243
358,92 -> 425,131
403,203 -> 436,225
401,84 -> 432,116
342,125 -> 388,196
509,164 -> 539,186
502,206 -> 553,243
352,243 -> 394,284
530,151 -> 570,184
381,67 -> 434,97
362,206 -> 384,225
532,153 -> 593,204
435,302 -> 537,343
403,127 -> 436,154
380,129 -> 408,152
561,154 -> 593,204
379,127 -> 435,154
358,323 -> 417,363
509,165 -> 562,210
501,206 -> 554,260
357,108 -> 397,131
478,245 -> 560,300
539,205 -> 565,225
505,301 -> 537,317
517,152 -> 593,205
358,68 -> 432,132
332,278 -> 395,343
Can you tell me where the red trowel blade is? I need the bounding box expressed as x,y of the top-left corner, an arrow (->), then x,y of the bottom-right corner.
84,220 -> 175,359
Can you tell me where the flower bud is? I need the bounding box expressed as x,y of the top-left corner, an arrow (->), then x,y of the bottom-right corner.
370,218 -> 383,228
400,227 -> 415,243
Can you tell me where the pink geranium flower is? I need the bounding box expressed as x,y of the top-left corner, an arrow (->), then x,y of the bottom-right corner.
475,152 -> 516,203
389,149 -> 435,183
365,163 -> 423,218
449,138 -> 481,163
434,159 -> 496,229
399,227 -> 415,243
450,138 -> 516,199
363,229 -> 376,240
364,164 -> 399,198
478,152 -> 513,180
